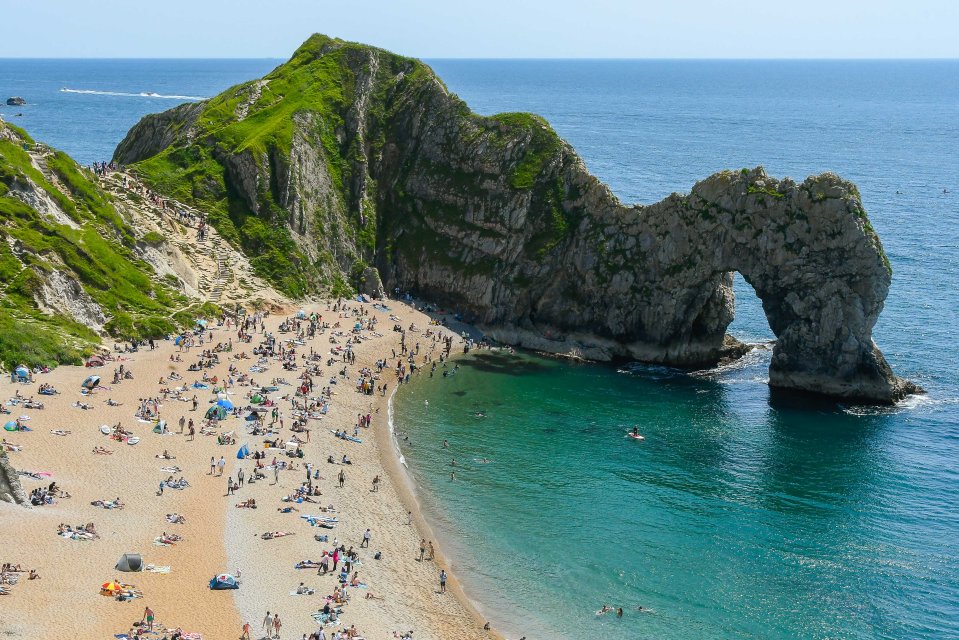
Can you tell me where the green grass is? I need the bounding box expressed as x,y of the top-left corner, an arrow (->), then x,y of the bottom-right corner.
0,123 -> 207,369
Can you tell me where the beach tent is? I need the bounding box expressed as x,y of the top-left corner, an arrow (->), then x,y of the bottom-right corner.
174,335 -> 185,346
357,294 -> 371,303
196,319 -> 208,329
3,421 -> 18,432
115,553 -> 143,572
81,375 -> 100,390
295,310 -> 307,319
217,398 -> 235,410
14,365 -> 29,381
209,573 -> 239,590
236,444 -> 250,459
85,356 -> 104,367
250,394 -> 264,405
205,405 -> 228,420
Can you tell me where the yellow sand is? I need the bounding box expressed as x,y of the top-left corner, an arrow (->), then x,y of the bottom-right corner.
0,301 -> 497,640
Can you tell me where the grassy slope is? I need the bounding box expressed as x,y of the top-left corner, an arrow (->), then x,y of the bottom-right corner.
0,122 -> 213,369
128,34 -> 571,298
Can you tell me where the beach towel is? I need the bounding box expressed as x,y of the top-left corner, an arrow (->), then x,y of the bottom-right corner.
145,565 -> 171,574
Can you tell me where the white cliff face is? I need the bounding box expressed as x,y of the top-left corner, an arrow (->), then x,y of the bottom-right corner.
112,35 -> 917,403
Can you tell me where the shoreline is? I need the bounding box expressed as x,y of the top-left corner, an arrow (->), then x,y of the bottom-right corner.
379,379 -> 506,640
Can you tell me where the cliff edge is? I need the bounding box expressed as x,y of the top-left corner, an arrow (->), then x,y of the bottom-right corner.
114,34 -> 918,403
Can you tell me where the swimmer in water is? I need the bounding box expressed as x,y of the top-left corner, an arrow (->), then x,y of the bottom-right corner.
632,426 -> 639,436
598,604 -> 612,615
443,440 -> 448,448
451,458 -> 456,466
617,607 -> 623,617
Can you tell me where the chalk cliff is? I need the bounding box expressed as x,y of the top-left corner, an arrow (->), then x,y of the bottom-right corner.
114,34 -> 917,403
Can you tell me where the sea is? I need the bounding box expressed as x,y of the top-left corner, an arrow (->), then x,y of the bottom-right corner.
1,58 -> 957,640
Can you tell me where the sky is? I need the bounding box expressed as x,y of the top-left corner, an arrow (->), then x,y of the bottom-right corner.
3,0 -> 958,59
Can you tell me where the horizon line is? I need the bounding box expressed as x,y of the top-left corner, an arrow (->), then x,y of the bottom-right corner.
1,56 -> 958,62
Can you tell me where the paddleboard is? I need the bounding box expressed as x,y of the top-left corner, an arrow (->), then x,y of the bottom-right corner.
99,425 -> 111,435
626,433 -> 645,441
127,437 -> 140,445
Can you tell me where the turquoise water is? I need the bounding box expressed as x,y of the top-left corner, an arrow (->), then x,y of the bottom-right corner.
394,352 -> 959,640
1,58 -> 957,639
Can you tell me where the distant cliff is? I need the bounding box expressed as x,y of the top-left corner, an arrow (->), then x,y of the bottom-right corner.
114,34 -> 917,403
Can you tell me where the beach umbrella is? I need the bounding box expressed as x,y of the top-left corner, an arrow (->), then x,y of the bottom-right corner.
82,375 -> 100,389
3,421 -> 18,432
217,398 -> 234,410
14,365 -> 29,379
174,336 -> 184,346
100,581 -> 122,593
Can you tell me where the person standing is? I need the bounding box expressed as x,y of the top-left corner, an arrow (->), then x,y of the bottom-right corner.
240,622 -> 251,640
361,528 -> 371,548
237,468 -> 245,487
418,539 -> 426,561
227,476 -> 234,495
178,415 -> 185,434
141,606 -> 155,631
209,457 -> 215,475
338,469 -> 345,488
273,613 -> 281,638
439,570 -> 447,594
262,611 -> 271,636
217,456 -> 226,476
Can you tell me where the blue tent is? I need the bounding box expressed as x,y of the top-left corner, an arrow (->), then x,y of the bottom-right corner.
217,398 -> 235,410
236,444 -> 250,459
196,319 -> 208,328
4,421 -> 18,432
209,573 -> 239,590
295,310 -> 307,319
174,335 -> 185,346
82,375 -> 100,389
14,365 -> 29,379
192,382 -> 209,389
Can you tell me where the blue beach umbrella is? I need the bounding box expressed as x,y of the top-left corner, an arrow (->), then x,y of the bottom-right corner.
82,375 -> 100,389
15,365 -> 29,378
217,398 -> 234,410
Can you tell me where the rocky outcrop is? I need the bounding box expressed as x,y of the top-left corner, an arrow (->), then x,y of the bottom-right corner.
6,97 -> 26,106
0,453 -> 29,506
114,34 -> 918,403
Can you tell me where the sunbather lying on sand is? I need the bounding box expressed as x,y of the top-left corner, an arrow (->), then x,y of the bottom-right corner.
261,531 -> 294,540
92,446 -> 113,455
236,498 -> 257,508
91,498 -> 124,509
156,450 -> 176,459
166,513 -> 186,524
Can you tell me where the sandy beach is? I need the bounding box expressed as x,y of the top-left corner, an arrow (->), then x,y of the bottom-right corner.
0,299 -> 496,640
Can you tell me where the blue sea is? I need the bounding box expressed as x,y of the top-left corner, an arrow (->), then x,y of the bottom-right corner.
1,58 -> 957,640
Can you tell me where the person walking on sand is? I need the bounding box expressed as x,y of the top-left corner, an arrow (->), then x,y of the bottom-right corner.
439,569 -> 447,594
188,421 -> 195,441
158,480 -> 164,496
419,539 -> 426,561
240,621 -> 251,640
262,611 -> 271,636
178,415 -> 185,434
361,528 -> 371,548
227,475 -> 234,495
273,464 -> 280,485
141,605 -> 154,631
217,456 -> 226,477
338,469 -> 345,488
238,468 -> 245,487
273,613 -> 281,638
209,457 -> 215,475
428,541 -> 435,561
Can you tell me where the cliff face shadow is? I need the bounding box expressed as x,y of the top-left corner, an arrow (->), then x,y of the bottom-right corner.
457,351 -> 551,376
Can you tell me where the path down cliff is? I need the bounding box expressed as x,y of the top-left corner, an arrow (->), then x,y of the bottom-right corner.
114,34 -> 918,403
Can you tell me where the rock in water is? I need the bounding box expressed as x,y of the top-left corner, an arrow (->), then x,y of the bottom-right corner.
113,34 -> 919,403
5,96 -> 26,106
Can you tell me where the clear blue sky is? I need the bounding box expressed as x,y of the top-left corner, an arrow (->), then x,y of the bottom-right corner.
5,0 -> 958,58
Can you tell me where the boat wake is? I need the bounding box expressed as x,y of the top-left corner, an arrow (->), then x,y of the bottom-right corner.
60,88 -> 206,100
